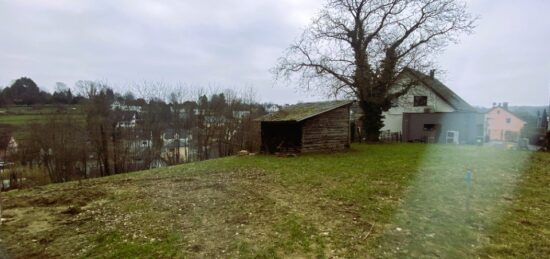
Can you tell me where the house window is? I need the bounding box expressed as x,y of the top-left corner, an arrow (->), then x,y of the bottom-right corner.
506,118 -> 511,124
423,124 -> 437,131
414,96 -> 428,107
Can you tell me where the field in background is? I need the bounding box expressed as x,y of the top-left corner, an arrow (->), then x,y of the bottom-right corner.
0,144 -> 548,258
0,105 -> 84,138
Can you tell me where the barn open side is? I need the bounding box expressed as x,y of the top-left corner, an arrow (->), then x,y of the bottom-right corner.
260,122 -> 302,153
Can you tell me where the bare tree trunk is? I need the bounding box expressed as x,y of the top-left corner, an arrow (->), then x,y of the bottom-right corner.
359,100 -> 385,142
82,152 -> 88,179
100,125 -> 111,176
112,126 -> 120,174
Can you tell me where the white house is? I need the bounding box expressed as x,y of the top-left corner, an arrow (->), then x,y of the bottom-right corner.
111,101 -> 142,113
0,136 -> 18,160
264,104 -> 280,113
233,110 -> 251,120
381,69 -> 477,135
116,114 -> 137,128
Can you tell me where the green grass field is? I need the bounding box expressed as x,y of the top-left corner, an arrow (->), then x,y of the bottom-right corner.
0,114 -> 51,125
1,144 -> 548,258
0,105 -> 84,138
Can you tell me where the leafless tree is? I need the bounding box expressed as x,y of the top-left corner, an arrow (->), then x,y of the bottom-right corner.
111,109 -> 135,173
167,84 -> 191,164
134,81 -> 169,103
195,91 -> 212,160
27,114 -> 88,183
79,80 -> 115,176
275,0 -> 475,141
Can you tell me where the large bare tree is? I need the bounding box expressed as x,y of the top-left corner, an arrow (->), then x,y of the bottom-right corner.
77,80 -> 115,176
275,0 -> 475,141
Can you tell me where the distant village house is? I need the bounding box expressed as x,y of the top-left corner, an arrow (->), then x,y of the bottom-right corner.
485,103 -> 526,142
0,135 -> 18,160
111,101 -> 142,113
161,128 -> 191,163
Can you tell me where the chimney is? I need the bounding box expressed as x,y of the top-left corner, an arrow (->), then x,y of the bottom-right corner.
503,102 -> 509,110
429,69 -> 435,79
492,102 -> 497,108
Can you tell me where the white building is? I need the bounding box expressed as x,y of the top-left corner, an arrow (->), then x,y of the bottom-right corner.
111,101 -> 142,113
116,114 -> 137,128
233,110 -> 251,119
381,69 -> 476,134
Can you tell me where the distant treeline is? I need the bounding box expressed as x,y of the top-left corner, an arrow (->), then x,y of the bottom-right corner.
0,77 -> 86,106
1,77 -> 279,189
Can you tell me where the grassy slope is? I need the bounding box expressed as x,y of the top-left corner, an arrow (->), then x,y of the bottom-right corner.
0,144 -> 548,258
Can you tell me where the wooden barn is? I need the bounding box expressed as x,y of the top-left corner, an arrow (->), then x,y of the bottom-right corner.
257,100 -> 353,153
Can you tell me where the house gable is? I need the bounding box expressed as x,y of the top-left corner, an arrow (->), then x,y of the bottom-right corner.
381,69 -> 475,133
386,83 -> 456,115
401,69 -> 476,112
387,69 -> 476,114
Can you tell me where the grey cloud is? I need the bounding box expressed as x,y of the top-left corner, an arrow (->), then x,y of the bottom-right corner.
0,0 -> 548,105
438,0 -> 550,106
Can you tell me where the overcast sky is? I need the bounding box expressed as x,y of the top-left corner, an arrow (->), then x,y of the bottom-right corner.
0,0 -> 549,106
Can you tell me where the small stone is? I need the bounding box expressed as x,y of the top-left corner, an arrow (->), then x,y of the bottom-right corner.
396,227 -> 402,232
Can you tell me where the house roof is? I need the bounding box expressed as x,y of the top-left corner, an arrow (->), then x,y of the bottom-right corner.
404,69 -> 477,112
257,100 -> 353,122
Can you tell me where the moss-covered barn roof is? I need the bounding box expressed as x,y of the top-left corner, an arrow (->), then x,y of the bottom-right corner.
257,100 -> 353,122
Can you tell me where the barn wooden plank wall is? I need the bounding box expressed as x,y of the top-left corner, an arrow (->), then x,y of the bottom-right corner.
301,106 -> 350,153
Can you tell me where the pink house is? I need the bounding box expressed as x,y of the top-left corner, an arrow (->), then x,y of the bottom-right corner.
485,106 -> 526,142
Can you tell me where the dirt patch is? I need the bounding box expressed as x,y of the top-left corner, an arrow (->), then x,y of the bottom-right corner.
0,184 -> 109,258
519,219 -> 535,226
24,209 -> 54,234
2,186 -> 106,209
134,169 -> 377,257
61,206 -> 82,215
